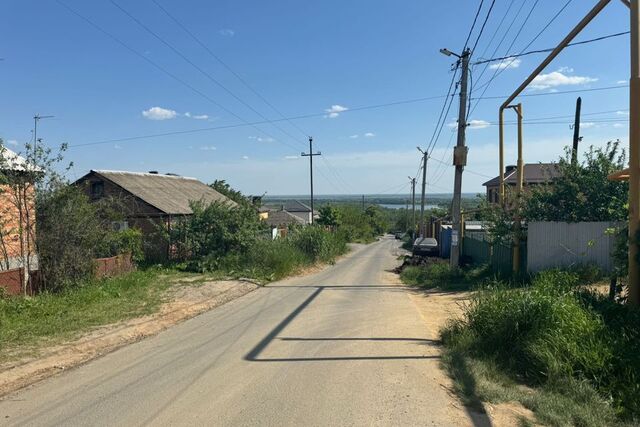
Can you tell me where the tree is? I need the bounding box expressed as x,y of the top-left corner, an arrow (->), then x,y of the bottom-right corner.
524,141 -> 628,222
317,205 -> 341,227
210,180 -> 252,207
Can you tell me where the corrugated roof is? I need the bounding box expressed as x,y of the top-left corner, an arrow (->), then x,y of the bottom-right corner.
0,147 -> 42,172
92,170 -> 236,215
483,163 -> 560,187
280,200 -> 311,212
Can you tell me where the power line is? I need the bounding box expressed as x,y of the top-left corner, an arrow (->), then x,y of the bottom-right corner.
150,0 -> 311,140
474,31 -> 629,65
425,65 -> 459,155
464,0 -> 486,51
66,84 -> 629,149
56,0 -> 300,152
108,0 -> 306,149
471,0 -> 497,54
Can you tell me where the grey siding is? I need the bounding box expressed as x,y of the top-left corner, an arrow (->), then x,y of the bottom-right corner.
527,221 -> 622,273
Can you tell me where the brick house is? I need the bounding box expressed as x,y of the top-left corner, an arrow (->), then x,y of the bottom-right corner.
482,163 -> 560,203
75,170 -> 236,260
0,147 -> 38,274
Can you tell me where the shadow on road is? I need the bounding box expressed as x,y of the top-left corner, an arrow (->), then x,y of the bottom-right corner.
244,285 -> 439,362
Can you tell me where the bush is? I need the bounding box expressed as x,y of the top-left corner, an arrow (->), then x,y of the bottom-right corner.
442,269 -> 640,421
401,262 -> 490,290
95,228 -> 144,262
290,226 -> 347,263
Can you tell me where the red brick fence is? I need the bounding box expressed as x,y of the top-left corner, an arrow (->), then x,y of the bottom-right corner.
0,253 -> 134,296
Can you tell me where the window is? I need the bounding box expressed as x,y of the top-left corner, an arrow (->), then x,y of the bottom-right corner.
90,181 -> 104,198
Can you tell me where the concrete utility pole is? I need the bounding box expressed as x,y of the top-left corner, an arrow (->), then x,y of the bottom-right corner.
417,148 -> 428,237
408,176 -> 416,238
449,48 -> 471,268
629,0 -> 640,305
301,137 -> 321,225
571,97 -> 582,164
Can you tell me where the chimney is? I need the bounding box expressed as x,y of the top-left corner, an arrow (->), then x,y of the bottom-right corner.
505,165 -> 517,174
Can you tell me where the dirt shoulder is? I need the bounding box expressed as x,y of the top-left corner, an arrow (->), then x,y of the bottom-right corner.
404,282 -> 536,427
0,278 -> 258,397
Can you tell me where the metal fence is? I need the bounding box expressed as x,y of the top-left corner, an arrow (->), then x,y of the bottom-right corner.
462,233 -> 525,276
527,221 -> 622,273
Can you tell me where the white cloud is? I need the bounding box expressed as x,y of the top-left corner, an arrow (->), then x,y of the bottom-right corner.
325,104 -> 348,118
249,136 -> 275,143
581,122 -> 596,129
199,146 -> 217,151
242,155 -> 249,160
114,144 -> 122,150
557,66 -> 574,73
6,139 -> 18,146
364,132 -> 376,138
219,29 -> 235,37
489,57 -> 521,70
349,134 -> 359,139
468,119 -> 490,129
142,106 -> 177,120
530,70 -> 597,90
617,110 -> 630,116
192,114 -> 209,120
617,80 -> 627,84
184,112 -> 191,118
613,123 -> 625,128
284,155 -> 299,160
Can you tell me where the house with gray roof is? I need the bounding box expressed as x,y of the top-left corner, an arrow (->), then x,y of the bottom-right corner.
75,170 -> 236,259
483,163 -> 560,203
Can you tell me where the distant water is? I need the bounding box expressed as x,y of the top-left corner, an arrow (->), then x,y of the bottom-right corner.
377,203 -> 440,210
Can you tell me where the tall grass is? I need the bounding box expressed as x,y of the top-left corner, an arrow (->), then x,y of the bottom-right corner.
441,269 -> 640,424
401,262 -> 491,291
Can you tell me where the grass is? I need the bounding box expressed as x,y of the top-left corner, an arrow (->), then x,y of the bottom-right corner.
400,261 -> 492,291
0,268 -> 186,362
439,269 -> 640,426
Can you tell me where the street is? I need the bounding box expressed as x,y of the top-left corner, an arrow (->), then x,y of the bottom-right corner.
0,237 -> 470,426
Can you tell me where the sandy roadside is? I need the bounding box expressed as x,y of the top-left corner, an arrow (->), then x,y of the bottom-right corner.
0,278 -> 258,397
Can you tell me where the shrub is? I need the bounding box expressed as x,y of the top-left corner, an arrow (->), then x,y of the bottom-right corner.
290,226 -> 347,263
401,262 -> 490,290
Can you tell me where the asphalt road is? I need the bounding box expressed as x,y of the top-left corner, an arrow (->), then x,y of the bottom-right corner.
0,236 -> 469,426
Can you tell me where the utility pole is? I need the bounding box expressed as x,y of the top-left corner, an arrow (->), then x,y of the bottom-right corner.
629,0 -> 640,306
571,97 -> 582,165
445,47 -> 471,268
301,137 -> 321,225
417,147 -> 428,237
405,198 -> 409,232
408,176 -> 416,238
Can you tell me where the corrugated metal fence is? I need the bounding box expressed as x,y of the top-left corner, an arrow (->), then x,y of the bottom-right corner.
527,221 -> 622,273
462,232 -> 525,276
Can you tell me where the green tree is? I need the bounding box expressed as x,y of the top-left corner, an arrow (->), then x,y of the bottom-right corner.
524,141 -> 628,222
210,179 -> 252,207
317,205 -> 341,227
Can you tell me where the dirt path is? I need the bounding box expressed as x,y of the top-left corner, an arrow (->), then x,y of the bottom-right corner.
0,278 -> 258,397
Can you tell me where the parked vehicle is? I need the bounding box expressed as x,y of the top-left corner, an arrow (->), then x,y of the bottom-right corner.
412,237 -> 438,257
394,232 -> 406,240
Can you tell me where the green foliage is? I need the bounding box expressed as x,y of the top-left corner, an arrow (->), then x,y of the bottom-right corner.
209,179 -> 253,207
96,228 -> 144,262
170,200 -> 264,262
290,225 -> 347,263
524,141 -> 628,222
441,268 -> 640,422
330,204 -> 386,243
401,262 -> 491,291
316,205 -> 341,227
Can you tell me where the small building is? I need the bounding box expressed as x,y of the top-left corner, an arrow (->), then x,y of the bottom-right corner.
75,170 -> 236,259
278,200 -> 313,224
482,163 -> 560,203
264,210 -> 306,239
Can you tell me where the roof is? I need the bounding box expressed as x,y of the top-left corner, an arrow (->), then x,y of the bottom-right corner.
264,210 -> 306,227
81,170 -> 236,215
483,163 -> 560,187
0,147 -> 42,172
279,200 -> 312,212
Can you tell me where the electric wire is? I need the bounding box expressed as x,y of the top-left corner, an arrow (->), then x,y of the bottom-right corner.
470,0 -> 497,55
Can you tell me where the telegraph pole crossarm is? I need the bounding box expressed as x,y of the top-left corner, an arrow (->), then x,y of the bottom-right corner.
301,136 -> 321,225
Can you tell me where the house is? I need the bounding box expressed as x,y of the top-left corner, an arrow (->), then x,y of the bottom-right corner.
0,147 -> 38,273
278,200 -> 314,224
75,170 -> 236,259
482,163 -> 560,203
264,209 -> 306,239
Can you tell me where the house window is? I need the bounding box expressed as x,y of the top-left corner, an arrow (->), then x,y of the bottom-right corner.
91,181 -> 104,198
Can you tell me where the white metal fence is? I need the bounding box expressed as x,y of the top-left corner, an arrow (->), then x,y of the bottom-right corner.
527,221 -> 623,273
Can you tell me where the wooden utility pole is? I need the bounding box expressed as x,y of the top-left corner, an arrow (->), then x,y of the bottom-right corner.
417,148 -> 428,237
301,137 -> 321,224
450,48 -> 471,268
571,97 -> 582,164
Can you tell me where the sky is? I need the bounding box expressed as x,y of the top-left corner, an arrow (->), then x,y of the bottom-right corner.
0,0 -> 632,197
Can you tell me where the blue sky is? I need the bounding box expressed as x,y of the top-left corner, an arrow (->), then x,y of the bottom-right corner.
0,0 -> 632,196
